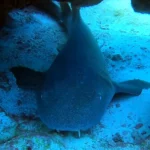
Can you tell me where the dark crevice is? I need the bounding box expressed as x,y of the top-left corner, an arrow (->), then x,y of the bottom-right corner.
10,66 -> 45,90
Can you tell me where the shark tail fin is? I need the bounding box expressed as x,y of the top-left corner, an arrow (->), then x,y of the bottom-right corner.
113,79 -> 150,96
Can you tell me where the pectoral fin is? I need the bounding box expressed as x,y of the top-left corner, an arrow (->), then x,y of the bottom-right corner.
113,79 -> 150,96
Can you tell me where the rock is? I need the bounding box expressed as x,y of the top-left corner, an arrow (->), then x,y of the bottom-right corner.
0,6 -> 67,117
131,130 -> 145,144
0,7 -> 66,72
111,53 -> 123,61
0,112 -> 17,143
0,71 -> 37,116
112,133 -> 123,143
0,72 -> 12,91
0,134 -> 64,150
131,0 -> 150,14
134,123 -> 143,129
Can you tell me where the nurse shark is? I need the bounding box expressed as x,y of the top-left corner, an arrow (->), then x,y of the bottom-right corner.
37,3 -> 150,131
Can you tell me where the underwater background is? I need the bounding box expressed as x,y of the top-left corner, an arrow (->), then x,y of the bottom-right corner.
0,0 -> 150,149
